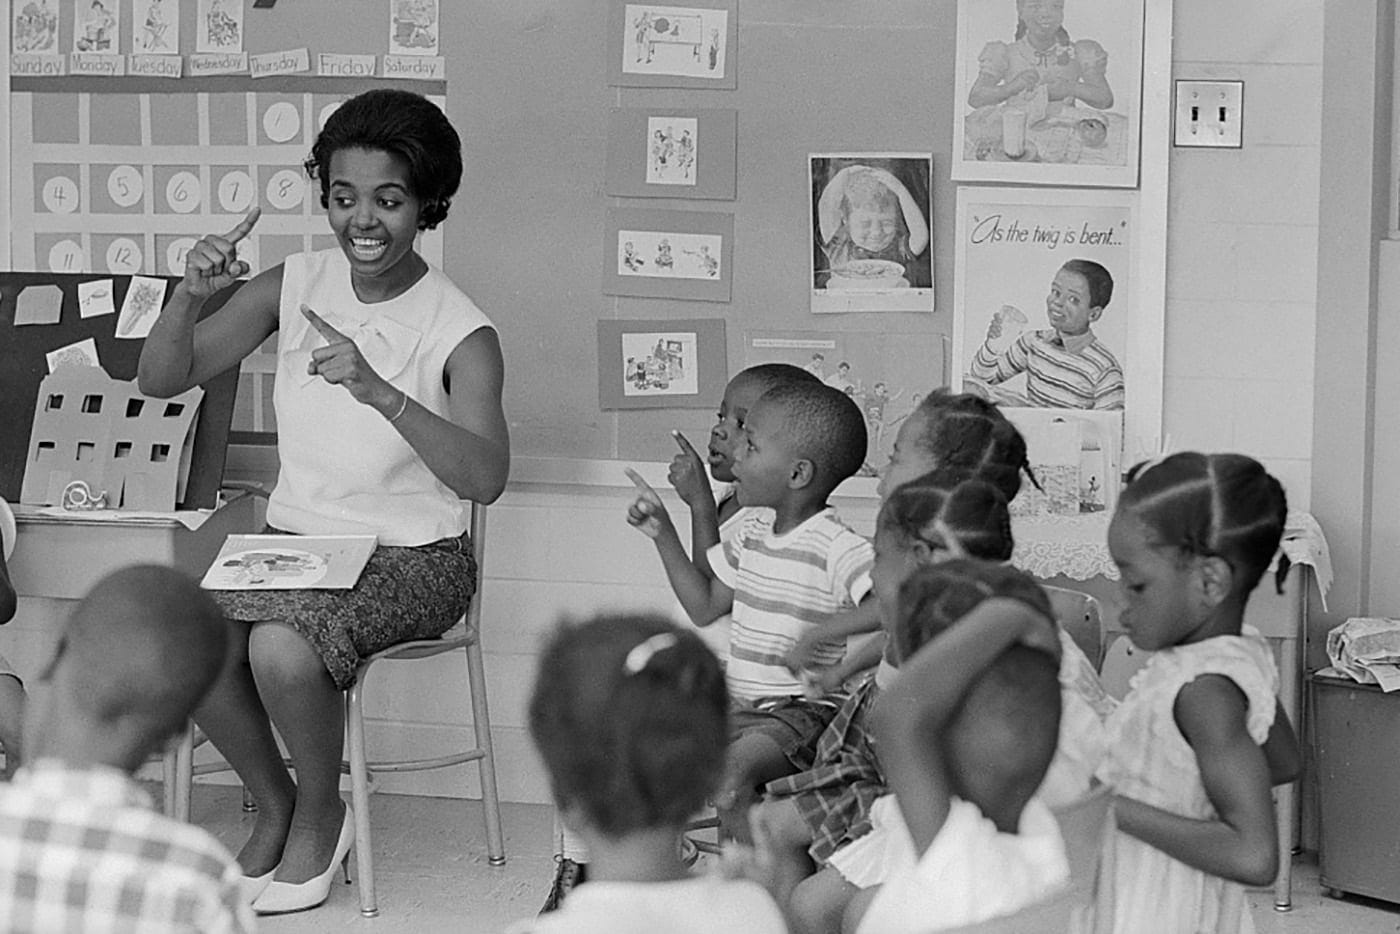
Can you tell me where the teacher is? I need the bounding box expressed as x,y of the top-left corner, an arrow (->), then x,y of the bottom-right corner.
138,89 -> 509,916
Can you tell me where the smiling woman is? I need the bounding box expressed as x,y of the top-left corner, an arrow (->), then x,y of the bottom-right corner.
135,88 -> 509,917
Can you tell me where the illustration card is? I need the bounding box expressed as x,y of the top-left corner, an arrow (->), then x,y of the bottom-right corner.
598,317 -> 726,410
603,208 -> 733,302
202,534 -> 378,590
608,0 -> 738,89
606,108 -> 737,201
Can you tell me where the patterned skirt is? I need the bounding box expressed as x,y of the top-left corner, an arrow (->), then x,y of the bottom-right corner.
214,529 -> 477,690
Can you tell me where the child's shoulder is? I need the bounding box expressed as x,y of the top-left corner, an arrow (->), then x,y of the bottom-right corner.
1124,629 -> 1277,735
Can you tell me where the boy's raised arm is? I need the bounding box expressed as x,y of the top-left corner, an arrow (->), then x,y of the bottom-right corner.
625,469 -> 733,626
873,597 -> 1057,854
667,431 -> 723,578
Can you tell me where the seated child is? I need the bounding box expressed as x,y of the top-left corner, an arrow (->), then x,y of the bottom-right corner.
539,364 -> 821,911
666,362 -> 823,654
968,259 -> 1124,410
0,565 -> 250,931
754,474 -> 1018,934
0,495 -> 24,778
847,560 -> 1069,933
627,381 -> 873,840
512,614 -> 786,934
756,477 -> 1108,933
791,388 -> 1037,690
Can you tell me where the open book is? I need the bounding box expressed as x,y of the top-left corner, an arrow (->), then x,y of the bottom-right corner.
200,534 -> 377,590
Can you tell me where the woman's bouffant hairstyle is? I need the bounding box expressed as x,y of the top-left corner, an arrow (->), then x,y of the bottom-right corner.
1118,451 -> 1289,597
878,471 -> 1014,564
528,614 -> 728,839
303,89 -> 462,230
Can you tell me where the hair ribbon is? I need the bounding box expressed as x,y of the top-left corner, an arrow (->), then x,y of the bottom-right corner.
623,632 -> 679,675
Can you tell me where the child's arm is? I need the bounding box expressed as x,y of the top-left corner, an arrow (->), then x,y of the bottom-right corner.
786,599 -> 882,672
872,597 -> 1058,854
625,469 -> 733,626
805,632 -> 886,695
1113,675 -> 1279,886
666,431 -> 724,579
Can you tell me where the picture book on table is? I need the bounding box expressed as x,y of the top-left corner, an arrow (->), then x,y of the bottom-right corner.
200,534 -> 377,590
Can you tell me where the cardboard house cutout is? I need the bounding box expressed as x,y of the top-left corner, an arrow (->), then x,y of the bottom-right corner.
21,365 -> 203,511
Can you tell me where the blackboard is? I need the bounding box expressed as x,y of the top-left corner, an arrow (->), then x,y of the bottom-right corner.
0,273 -> 239,508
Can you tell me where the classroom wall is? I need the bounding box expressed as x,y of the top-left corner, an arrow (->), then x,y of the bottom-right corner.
3,2 -> 1344,807
1161,1 -> 1322,512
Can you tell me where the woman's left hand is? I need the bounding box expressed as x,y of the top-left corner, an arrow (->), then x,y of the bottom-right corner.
301,303 -> 398,414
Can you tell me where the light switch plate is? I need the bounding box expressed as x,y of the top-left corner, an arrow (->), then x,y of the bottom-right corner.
1174,80 -> 1244,148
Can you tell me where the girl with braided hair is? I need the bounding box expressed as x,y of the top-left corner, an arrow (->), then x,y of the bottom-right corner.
1100,451 -> 1297,934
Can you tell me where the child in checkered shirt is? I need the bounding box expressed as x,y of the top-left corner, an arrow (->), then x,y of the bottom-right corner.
0,495 -> 24,779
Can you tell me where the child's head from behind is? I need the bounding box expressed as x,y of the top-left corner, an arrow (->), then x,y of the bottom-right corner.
304,89 -> 461,231
880,389 -> 1032,501
733,381 -> 866,507
1109,452 -> 1287,651
27,565 -> 228,769
708,363 -> 821,483
839,170 -> 906,255
1047,259 -> 1113,338
871,473 -> 1014,636
896,559 -> 1060,822
528,614 -> 727,840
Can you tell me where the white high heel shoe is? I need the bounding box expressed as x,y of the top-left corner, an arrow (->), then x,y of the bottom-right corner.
252,805 -> 355,915
239,868 -> 276,904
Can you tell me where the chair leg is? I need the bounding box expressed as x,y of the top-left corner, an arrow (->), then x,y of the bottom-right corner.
345,684 -> 378,918
466,640 -> 506,866
162,743 -> 179,819
174,722 -> 194,823
161,722 -> 194,821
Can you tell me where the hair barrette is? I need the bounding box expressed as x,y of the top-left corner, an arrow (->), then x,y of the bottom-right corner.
623,632 -> 678,676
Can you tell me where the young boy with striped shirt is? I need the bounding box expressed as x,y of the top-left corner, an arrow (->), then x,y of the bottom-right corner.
627,381 -> 873,841
968,258 -> 1124,410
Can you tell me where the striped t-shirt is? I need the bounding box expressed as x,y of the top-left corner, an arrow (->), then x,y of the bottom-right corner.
969,328 -> 1124,410
708,508 -> 874,702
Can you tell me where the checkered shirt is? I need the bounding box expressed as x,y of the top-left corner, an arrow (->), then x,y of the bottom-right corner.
0,759 -> 253,933
764,674 -> 887,864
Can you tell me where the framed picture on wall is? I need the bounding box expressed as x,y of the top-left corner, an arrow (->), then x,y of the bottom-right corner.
603,208 -> 734,302
952,186 -> 1161,472
607,0 -> 738,89
952,0 -> 1144,187
598,317 -> 727,410
809,153 -> 934,314
606,108 -> 737,200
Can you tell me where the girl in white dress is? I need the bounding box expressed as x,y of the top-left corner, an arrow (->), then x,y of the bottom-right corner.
1098,452 -> 1293,934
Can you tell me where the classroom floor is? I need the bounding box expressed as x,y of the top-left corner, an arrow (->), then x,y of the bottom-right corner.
186,785 -> 1400,933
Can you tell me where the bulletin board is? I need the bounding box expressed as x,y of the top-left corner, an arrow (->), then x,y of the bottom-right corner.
441,4 -> 962,465
0,271 -> 240,508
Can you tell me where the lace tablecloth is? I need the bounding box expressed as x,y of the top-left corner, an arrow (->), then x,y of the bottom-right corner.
1010,510 -> 1333,600
1012,514 -> 1115,581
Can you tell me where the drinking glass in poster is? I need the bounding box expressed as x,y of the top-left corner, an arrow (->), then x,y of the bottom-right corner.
952,0 -> 1144,187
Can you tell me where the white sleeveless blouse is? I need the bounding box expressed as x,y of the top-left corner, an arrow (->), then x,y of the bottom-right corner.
266,249 -> 492,545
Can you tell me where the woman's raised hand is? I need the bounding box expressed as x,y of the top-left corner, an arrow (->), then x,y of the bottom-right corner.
181,207 -> 261,299
301,303 -> 396,412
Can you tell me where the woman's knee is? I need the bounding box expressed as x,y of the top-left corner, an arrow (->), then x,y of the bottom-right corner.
248,622 -> 327,685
